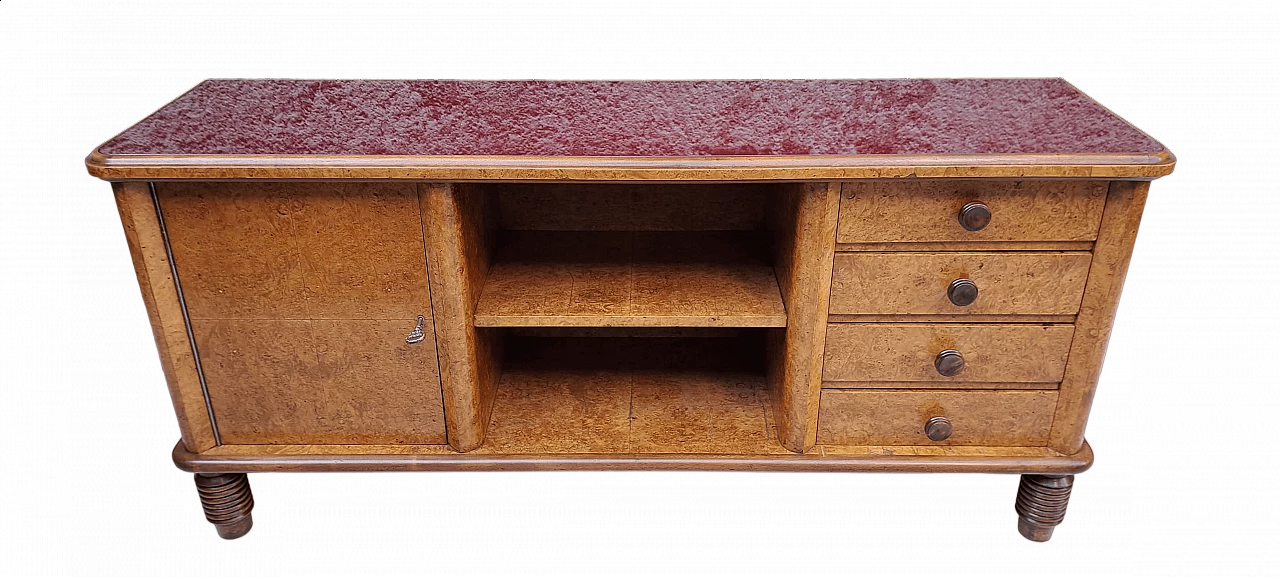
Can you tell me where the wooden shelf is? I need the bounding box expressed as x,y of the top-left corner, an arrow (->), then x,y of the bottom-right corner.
478,336 -> 783,454
474,231 -> 786,327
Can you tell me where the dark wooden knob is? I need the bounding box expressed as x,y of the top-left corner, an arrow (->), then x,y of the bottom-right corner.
959,201 -> 991,231
935,349 -> 964,377
948,278 -> 978,306
924,416 -> 952,441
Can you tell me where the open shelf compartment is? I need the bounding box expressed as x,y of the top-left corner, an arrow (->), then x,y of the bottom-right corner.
434,181 -> 833,454
475,332 -> 788,454
471,183 -> 786,329
474,230 -> 786,327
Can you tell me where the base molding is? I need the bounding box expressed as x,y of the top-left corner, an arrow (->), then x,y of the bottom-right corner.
172,440 -> 1092,475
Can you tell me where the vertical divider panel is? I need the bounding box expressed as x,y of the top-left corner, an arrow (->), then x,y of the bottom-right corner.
421,183 -> 503,452
1049,180 -> 1150,454
112,181 -> 218,452
766,182 -> 841,453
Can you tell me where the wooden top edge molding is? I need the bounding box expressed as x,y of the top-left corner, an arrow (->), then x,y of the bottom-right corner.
171,440 -> 1093,474
86,149 -> 1175,181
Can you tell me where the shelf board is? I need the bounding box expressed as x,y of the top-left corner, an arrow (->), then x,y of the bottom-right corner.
479,336 -> 782,454
474,231 -> 787,328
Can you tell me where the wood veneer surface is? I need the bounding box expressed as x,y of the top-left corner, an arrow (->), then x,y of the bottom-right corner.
195,319 -> 446,444
837,180 -> 1108,243
478,337 -> 785,454
822,324 -> 1075,383
764,182 -> 841,452
1049,181 -> 1151,453
421,184 -> 502,451
816,390 -> 1058,446
473,231 -> 787,327
829,252 -> 1092,316
112,182 -> 218,451
494,183 -> 768,231
155,182 -> 431,320
152,182 -> 446,445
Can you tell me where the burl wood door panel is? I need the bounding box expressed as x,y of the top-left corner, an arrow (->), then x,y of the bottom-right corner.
155,182 -> 446,444
837,180 -> 1107,243
822,323 -> 1074,384
829,252 -> 1092,316
816,390 -> 1058,446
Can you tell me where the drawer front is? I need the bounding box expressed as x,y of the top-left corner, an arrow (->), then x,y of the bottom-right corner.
837,180 -> 1107,243
829,252 -> 1091,316
157,182 -> 447,445
816,390 -> 1058,446
822,324 -> 1074,384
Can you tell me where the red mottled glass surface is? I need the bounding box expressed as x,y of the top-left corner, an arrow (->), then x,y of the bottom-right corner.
99,79 -> 1163,157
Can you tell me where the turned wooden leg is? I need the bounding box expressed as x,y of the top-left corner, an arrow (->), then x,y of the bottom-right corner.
194,472 -> 254,539
1015,474 -> 1073,542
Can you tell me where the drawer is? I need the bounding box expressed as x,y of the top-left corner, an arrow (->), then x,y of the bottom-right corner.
829,252 -> 1091,316
822,324 -> 1074,384
816,390 -> 1058,446
837,180 -> 1108,244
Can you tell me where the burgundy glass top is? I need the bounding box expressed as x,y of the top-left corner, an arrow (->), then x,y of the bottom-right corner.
98,79 -> 1163,157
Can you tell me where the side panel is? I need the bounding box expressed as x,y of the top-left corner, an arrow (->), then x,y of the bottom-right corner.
1049,181 -> 1150,453
420,183 -> 503,452
766,182 -> 841,452
112,182 -> 218,451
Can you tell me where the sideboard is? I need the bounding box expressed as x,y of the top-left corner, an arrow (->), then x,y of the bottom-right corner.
87,79 -> 1173,540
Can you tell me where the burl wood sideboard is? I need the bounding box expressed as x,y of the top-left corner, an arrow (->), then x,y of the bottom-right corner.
87,79 -> 1173,541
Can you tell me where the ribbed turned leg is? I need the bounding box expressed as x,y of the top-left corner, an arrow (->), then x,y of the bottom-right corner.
1015,474 -> 1073,542
194,473 -> 254,539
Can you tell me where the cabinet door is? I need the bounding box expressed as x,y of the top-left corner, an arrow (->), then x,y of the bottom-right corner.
156,182 -> 446,445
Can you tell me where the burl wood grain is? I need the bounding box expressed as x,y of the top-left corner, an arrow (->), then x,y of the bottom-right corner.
421,184 -> 503,451
476,336 -> 782,454
1049,181 -> 1150,454
112,182 -> 218,451
765,182 -> 841,453
829,252 -> 1092,315
154,182 -> 431,320
194,319 -> 445,444
155,182 -> 306,319
146,182 -> 445,445
473,231 -> 786,327
837,180 -> 1108,243
296,188 -> 434,319
816,390 -> 1058,446
494,183 -> 768,231
822,324 -> 1075,384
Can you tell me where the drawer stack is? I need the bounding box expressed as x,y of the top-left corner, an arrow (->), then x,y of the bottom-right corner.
817,180 -> 1109,447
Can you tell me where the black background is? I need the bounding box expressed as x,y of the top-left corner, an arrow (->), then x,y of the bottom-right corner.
67,72 -> 1177,568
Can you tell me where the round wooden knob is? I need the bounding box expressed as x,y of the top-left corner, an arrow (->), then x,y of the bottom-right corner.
935,349 -> 964,377
948,278 -> 978,306
959,201 -> 991,231
924,416 -> 952,441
